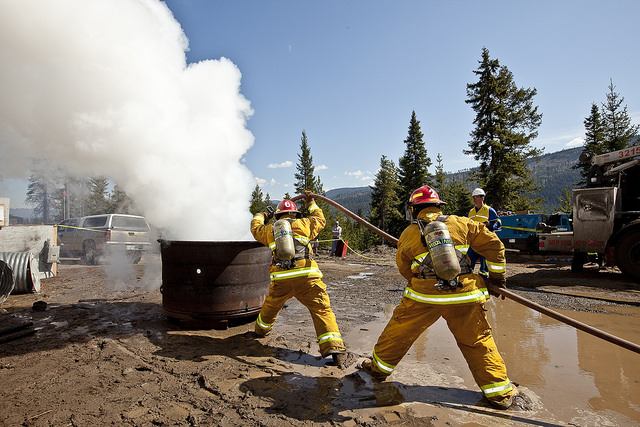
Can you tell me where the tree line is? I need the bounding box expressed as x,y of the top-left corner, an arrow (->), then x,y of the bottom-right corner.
250,47 -> 638,251
24,171 -> 138,224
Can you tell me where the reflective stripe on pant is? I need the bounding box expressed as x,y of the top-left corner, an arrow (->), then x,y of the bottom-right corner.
255,276 -> 345,356
371,298 -> 513,405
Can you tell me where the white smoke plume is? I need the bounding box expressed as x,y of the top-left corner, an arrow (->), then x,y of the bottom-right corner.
0,0 -> 256,241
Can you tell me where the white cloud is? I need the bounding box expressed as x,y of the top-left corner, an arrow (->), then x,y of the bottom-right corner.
316,164 -> 328,171
345,170 -> 364,177
267,161 -> 293,168
255,177 -> 266,186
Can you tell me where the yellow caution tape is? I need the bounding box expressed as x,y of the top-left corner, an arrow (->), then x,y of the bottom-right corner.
500,225 -> 538,233
56,224 -> 108,233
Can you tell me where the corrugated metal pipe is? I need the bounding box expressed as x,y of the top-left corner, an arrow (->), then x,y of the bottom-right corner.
0,260 -> 14,304
292,192 -> 640,355
0,252 -> 41,294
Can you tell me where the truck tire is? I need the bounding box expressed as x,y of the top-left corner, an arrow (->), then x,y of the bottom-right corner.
615,229 -> 640,281
82,241 -> 97,265
130,252 -> 142,264
571,252 -> 587,273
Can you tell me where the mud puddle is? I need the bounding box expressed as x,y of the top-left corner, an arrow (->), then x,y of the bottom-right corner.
341,297 -> 640,425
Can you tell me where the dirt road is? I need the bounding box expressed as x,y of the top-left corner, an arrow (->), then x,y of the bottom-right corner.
1,247 -> 639,426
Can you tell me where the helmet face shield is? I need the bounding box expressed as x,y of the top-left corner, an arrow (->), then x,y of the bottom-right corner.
405,203 -> 413,221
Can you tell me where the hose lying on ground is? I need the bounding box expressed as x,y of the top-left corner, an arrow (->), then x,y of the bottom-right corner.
293,192 -> 640,355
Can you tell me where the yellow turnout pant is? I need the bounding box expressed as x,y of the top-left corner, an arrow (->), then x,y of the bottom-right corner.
371,297 -> 513,407
255,276 -> 345,357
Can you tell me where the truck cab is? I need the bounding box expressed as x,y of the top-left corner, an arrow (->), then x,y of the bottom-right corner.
538,145 -> 640,280
58,214 -> 151,264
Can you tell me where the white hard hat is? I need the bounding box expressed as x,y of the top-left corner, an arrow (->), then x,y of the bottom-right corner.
472,188 -> 486,197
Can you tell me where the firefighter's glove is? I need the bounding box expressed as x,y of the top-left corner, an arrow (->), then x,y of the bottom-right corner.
263,206 -> 275,222
488,276 -> 507,300
303,190 -> 314,204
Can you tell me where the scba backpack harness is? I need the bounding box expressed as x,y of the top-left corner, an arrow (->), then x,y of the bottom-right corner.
272,218 -> 311,270
416,215 -> 472,291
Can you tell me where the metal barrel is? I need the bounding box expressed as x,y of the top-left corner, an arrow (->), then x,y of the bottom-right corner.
0,252 -> 41,294
159,240 -> 271,326
0,260 -> 15,304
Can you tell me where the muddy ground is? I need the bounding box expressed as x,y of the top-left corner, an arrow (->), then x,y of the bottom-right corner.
1,246 -> 639,426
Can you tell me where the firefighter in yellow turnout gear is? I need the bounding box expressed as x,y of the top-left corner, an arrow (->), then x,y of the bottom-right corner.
250,194 -> 347,364
361,185 -> 517,409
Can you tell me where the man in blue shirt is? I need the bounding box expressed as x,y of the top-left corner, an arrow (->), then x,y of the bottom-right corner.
467,188 -> 501,278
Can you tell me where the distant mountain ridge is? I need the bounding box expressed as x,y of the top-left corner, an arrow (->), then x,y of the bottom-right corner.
327,146 -> 583,215
9,207 -> 36,221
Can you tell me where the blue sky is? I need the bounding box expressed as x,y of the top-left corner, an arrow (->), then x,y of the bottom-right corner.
164,0 -> 640,200
1,1 -> 639,211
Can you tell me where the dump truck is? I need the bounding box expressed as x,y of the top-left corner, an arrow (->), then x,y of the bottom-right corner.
538,144 -> 640,281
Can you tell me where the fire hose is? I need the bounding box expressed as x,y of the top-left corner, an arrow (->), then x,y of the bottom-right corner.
292,193 -> 640,354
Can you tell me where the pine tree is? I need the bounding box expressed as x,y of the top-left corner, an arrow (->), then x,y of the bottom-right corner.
576,103 -> 606,185
447,178 -> 473,216
110,184 -> 136,214
292,130 -> 331,241
85,177 -> 110,215
433,154 -> 449,206
576,82 -> 638,187
394,111 -> 433,236
465,47 -> 543,211
555,187 -> 573,214
369,155 -> 402,242
601,79 -> 639,152
294,130 -> 323,196
26,173 -> 59,223
397,111 -> 433,203
249,184 -> 266,215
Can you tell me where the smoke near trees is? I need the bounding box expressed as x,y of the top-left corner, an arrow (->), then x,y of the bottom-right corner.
25,174 -> 139,224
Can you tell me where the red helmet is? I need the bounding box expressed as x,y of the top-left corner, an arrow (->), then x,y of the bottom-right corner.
275,199 -> 300,218
409,185 -> 446,205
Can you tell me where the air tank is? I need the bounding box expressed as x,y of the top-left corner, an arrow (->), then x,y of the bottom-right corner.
273,219 -> 295,261
425,221 -> 461,280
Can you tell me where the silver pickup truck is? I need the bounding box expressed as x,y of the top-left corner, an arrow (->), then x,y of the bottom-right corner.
57,214 -> 151,264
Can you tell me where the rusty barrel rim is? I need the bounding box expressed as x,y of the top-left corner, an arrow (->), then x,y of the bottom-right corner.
158,240 -> 271,325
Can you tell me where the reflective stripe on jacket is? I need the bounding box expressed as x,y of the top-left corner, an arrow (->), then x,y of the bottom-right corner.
250,200 -> 326,280
396,207 -> 505,305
